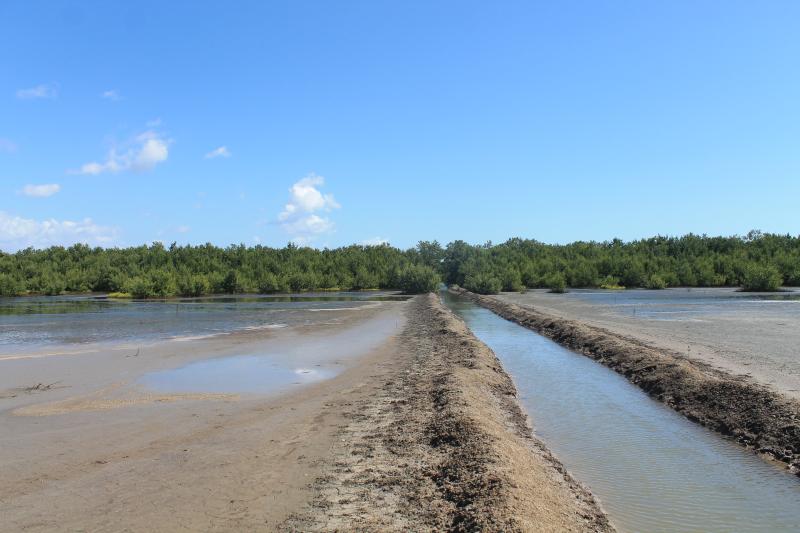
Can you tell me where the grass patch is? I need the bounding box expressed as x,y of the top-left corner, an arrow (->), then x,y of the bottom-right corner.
107,292 -> 133,299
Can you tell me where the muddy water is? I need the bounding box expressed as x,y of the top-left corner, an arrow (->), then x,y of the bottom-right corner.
443,293 -> 800,533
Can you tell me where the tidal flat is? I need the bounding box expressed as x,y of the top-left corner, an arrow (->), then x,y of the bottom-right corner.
496,287 -> 800,399
0,292 -> 608,531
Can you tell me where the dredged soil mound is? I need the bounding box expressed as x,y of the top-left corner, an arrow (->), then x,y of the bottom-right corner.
452,287 -> 800,476
286,293 -> 612,532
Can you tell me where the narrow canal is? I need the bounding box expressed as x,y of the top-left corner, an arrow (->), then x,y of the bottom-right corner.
442,292 -> 800,533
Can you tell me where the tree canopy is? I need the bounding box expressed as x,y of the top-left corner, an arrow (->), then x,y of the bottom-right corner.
0,242 -> 440,297
439,232 -> 800,294
1,232 -> 798,297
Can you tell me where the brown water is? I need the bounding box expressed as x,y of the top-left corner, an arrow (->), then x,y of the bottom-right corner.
444,292 -> 800,533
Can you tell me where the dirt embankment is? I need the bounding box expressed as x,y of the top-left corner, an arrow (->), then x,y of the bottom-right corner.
287,293 -> 612,532
451,287 -> 800,476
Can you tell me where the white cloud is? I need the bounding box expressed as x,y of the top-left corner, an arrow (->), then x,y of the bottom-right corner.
205,146 -> 231,159
132,132 -> 169,171
21,184 -> 61,197
278,174 -> 340,220
0,138 -> 18,153
278,174 -> 340,243
176,225 -> 191,233
360,237 -> 390,246
17,84 -> 58,99
0,211 -> 118,251
281,214 -> 334,235
72,130 -> 170,175
146,118 -> 162,127
101,89 -> 120,101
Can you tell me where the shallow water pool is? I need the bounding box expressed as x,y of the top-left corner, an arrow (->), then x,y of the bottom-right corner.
140,354 -> 338,394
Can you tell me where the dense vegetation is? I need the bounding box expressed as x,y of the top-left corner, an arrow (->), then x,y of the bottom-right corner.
0,242 -> 440,297
1,231 -> 798,297
434,231 -> 799,294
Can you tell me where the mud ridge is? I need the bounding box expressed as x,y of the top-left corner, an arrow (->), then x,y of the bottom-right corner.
285,293 -> 612,532
451,287 -> 800,476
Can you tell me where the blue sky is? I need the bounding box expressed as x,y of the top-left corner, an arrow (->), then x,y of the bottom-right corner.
2,1 -> 799,251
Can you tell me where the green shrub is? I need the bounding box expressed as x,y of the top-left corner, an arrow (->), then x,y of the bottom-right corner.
0,274 -> 21,296
599,275 -> 624,290
256,273 -> 283,293
288,272 -> 319,292
221,270 -> 242,294
351,268 -> 379,290
41,274 -> 66,296
646,274 -> 667,290
742,264 -> 782,291
179,274 -> 211,297
545,272 -> 567,293
397,264 -> 440,294
126,276 -> 155,299
149,270 -> 177,297
500,268 -> 524,292
463,272 -> 502,295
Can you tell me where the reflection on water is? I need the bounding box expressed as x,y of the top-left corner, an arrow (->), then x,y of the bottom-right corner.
141,354 -> 337,394
444,292 -> 800,533
0,292 -> 407,352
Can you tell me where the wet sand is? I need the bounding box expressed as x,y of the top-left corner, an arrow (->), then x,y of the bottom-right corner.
0,302 -> 405,531
496,288 -> 800,400
0,296 -> 608,531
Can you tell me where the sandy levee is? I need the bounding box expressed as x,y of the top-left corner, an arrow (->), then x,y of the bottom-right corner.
0,295 -> 610,532
286,293 -> 611,531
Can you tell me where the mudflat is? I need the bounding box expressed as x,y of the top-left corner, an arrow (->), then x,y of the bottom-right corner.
0,302 -> 406,531
0,295 -> 609,531
496,288 -> 800,400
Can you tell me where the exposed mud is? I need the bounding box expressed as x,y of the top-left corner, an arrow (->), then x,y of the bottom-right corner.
286,294 -> 612,532
452,287 -> 800,477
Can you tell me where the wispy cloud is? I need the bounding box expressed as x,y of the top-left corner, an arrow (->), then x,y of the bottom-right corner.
72,130 -> 170,175
17,84 -> 58,100
204,146 -> 231,159
0,211 -> 117,251
278,173 -> 340,244
0,138 -> 18,153
101,89 -> 121,101
360,237 -> 390,246
21,184 -> 61,197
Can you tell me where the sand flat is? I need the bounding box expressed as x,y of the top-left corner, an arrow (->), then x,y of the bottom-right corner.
0,295 -> 610,531
0,302 -> 407,531
496,288 -> 800,400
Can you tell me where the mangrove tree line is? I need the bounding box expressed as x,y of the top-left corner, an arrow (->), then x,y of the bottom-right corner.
1,231 -> 798,297
0,242 -> 440,297
435,231 -> 800,293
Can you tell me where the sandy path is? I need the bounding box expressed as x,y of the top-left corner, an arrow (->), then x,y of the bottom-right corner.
287,294 -> 611,531
496,289 -> 800,400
